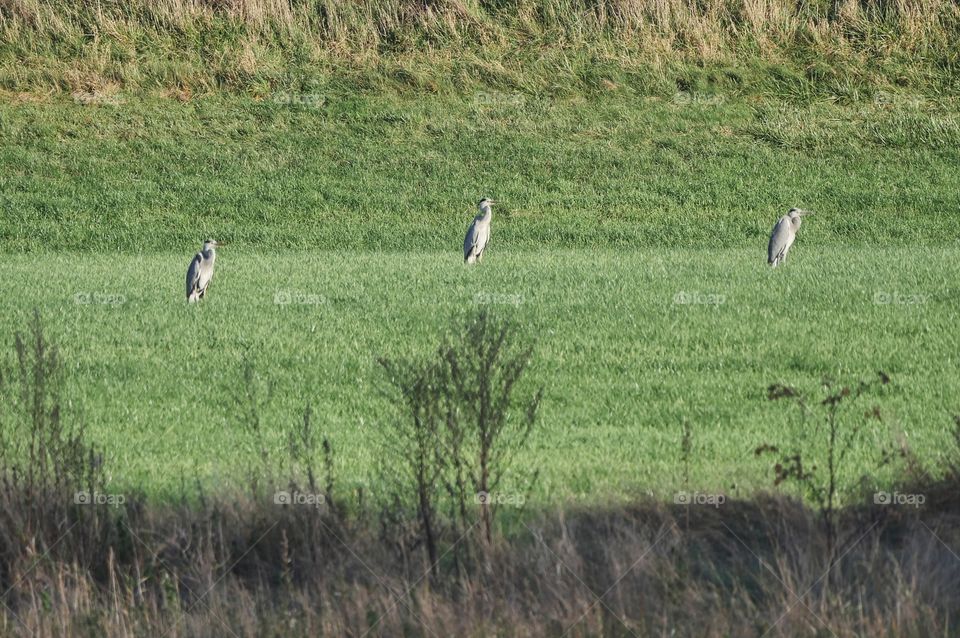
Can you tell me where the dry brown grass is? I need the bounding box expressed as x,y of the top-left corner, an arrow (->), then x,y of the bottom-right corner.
1,0 -> 957,94
0,312 -> 957,636
0,484 -> 956,636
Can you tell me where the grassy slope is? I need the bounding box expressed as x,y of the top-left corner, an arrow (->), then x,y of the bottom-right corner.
2,95 -> 959,252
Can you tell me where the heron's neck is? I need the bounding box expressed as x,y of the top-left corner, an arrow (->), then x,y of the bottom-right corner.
479,206 -> 492,220
203,248 -> 216,259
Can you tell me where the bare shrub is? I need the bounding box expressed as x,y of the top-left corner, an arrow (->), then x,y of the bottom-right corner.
378,309 -> 543,574
758,371 -> 890,570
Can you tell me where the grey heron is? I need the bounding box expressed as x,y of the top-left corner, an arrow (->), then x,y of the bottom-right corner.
768,209 -> 812,267
186,239 -> 225,302
463,198 -> 495,264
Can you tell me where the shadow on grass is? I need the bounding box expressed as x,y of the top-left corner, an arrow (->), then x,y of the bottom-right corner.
0,480 -> 955,636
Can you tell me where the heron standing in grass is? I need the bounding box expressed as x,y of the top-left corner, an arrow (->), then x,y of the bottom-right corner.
463,198 -> 495,264
186,239 -> 225,302
768,208 -> 812,268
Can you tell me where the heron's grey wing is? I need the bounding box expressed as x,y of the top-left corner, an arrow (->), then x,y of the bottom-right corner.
186,253 -> 202,298
767,217 -> 790,263
475,219 -> 490,254
197,258 -> 215,293
463,219 -> 479,258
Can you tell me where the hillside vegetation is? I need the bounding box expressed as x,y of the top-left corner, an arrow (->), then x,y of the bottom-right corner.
2,95 -> 959,253
1,0 -> 959,97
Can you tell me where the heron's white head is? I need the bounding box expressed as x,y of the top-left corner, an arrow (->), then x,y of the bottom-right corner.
202,239 -> 227,251
787,208 -> 812,227
477,198 -> 495,213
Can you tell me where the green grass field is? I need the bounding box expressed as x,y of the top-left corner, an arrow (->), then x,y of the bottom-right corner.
1,246 -> 958,502
1,94 -> 959,503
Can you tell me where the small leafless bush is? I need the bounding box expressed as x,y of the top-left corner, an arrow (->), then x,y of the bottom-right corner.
758,371 -> 891,571
378,309 -> 543,575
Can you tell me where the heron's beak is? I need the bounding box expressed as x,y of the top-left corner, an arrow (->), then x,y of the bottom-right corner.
216,241 -> 230,247
799,210 -> 813,216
